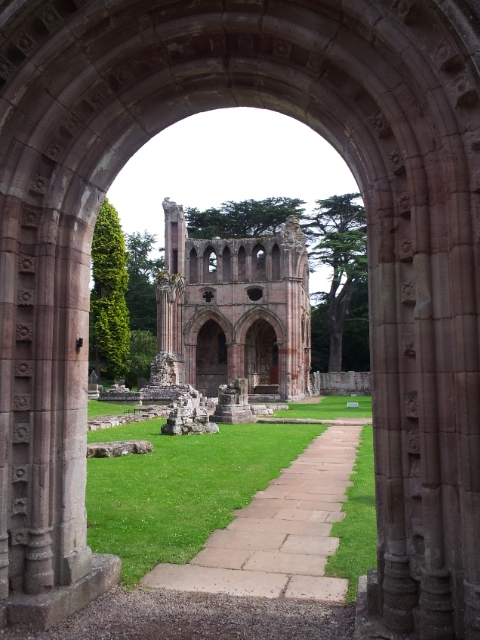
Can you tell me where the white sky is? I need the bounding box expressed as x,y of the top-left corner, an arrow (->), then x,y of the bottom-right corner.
107,107 -> 359,295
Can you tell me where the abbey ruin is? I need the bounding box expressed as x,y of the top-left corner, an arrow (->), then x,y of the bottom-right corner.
0,2 -> 479,638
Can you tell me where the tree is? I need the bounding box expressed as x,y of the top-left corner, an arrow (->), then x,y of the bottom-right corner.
186,197 -> 305,238
310,279 -> 370,372
90,198 -> 130,380
126,329 -> 158,389
125,231 -> 164,334
303,193 -> 367,373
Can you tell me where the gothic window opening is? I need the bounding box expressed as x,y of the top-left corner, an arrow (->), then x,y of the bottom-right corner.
189,248 -> 198,283
203,291 -> 214,303
252,244 -> 266,280
203,247 -> 217,282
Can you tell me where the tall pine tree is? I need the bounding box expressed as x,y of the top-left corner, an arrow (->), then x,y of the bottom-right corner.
90,198 -> 130,380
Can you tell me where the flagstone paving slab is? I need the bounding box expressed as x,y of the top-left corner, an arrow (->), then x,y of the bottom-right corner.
226,517 -> 332,536
243,551 -> 328,575
204,530 -> 286,551
142,421 -> 365,604
190,548 -> 253,569
141,564 -> 289,598
285,575 -> 349,601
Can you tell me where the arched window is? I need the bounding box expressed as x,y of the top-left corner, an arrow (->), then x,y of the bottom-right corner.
252,244 -> 266,280
189,248 -> 198,284
222,246 -> 231,282
203,247 -> 217,282
238,246 -> 246,280
272,243 -> 281,280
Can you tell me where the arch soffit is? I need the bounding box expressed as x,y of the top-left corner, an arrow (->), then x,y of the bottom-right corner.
184,307 -> 234,345
0,2 -> 477,252
235,307 -> 286,345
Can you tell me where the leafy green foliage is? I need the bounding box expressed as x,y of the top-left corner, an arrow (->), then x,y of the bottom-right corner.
90,198 -> 130,379
186,197 -> 305,239
326,424 -> 376,602
303,194 -> 368,372
125,231 -> 164,334
126,329 -> 157,388
86,421 -> 326,587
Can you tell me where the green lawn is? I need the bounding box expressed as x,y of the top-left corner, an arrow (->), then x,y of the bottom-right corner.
277,395 -> 372,420
325,424 -> 376,602
88,400 -> 137,419
86,420 -> 327,587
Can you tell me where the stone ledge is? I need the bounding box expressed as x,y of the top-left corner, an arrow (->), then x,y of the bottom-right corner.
4,554 -> 121,631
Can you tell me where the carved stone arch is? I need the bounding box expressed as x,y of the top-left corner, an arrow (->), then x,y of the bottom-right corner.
184,307 -> 234,347
235,308 -> 285,346
0,1 -> 479,634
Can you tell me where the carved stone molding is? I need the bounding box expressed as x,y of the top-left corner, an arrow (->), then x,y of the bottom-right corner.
16,324 -> 33,341
401,281 -> 416,305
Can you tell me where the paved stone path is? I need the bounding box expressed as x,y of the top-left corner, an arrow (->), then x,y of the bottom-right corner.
141,421 -> 367,603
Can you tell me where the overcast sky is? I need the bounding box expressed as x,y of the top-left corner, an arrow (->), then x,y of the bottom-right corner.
107,107 -> 359,295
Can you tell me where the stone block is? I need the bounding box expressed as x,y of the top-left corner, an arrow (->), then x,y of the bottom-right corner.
6,554 -> 120,631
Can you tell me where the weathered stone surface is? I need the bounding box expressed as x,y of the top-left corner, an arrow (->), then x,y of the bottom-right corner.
5,554 -> 121,631
0,1 -> 479,635
86,440 -> 153,458
87,405 -> 170,431
161,391 -> 219,435
212,379 -> 255,424
161,202 -> 311,401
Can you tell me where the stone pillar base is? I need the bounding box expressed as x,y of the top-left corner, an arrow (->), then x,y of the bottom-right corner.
355,574 -> 416,640
2,554 -> 121,631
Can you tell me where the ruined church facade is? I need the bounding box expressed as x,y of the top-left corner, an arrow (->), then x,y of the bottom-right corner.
157,198 -> 311,400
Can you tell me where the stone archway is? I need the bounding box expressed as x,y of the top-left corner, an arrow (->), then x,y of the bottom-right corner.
0,2 -> 479,637
195,319 -> 228,396
244,318 -> 279,394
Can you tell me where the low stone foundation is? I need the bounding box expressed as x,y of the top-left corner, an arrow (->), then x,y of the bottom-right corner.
3,554 -> 121,631
87,440 -> 154,457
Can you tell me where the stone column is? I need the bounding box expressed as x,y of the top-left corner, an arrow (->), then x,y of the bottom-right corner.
229,342 -> 244,382
266,250 -> 272,281
156,287 -> 171,353
184,344 -> 196,387
232,252 -> 238,282
245,252 -> 252,282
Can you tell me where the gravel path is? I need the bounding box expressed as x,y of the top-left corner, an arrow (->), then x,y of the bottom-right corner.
1,586 -> 355,639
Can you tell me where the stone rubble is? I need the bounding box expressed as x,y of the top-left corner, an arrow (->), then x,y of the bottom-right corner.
87,440 -> 154,458
162,390 -> 219,435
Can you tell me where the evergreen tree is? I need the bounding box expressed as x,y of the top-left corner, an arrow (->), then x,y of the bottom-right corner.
126,329 -> 158,389
186,197 -> 305,238
90,198 -> 130,380
125,231 -> 164,334
303,193 -> 367,372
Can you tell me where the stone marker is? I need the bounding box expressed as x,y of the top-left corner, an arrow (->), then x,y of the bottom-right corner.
347,402 -> 359,408
212,379 -> 254,424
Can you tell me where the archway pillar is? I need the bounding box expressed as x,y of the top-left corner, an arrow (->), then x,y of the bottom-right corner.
184,344 -> 196,388
228,342 -> 244,383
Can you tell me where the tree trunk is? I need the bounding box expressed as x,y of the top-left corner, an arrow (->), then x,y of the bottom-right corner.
328,331 -> 343,372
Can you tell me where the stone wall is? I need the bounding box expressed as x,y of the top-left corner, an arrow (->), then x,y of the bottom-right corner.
311,371 -> 371,396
